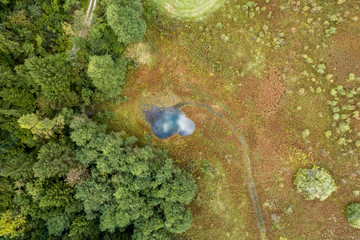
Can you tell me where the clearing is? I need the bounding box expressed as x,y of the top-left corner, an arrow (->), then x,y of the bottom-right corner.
110,0 -> 360,239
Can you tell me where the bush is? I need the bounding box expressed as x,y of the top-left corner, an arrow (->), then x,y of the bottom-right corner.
346,203 -> 360,229
294,166 -> 336,201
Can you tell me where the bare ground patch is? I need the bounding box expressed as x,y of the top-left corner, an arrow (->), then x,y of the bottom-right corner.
325,21 -> 360,83
256,68 -> 286,117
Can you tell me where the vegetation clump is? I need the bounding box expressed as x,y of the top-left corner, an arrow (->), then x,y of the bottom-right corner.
0,210 -> 27,239
346,203 -> 360,229
294,166 -> 337,201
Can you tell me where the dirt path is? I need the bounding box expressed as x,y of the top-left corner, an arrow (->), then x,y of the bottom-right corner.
71,0 -> 97,50
175,101 -> 267,240
85,0 -> 94,22
87,0 -> 97,25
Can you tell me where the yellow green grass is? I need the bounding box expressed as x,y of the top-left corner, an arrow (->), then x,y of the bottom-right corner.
153,0 -> 227,19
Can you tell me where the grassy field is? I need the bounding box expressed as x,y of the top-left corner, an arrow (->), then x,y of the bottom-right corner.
111,0 -> 360,239
152,0 -> 227,19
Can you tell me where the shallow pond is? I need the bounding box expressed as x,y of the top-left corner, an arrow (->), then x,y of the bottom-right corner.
143,105 -> 195,139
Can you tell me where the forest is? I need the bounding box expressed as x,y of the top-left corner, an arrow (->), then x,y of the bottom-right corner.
0,0 -> 196,239
2,0 -> 360,239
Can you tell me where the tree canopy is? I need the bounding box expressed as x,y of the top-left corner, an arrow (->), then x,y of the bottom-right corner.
87,54 -> 127,99
0,1 -> 196,239
106,4 -> 147,45
71,115 -> 196,238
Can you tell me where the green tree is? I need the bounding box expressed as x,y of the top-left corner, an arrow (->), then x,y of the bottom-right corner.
33,140 -> 75,178
0,148 -> 35,180
0,68 -> 37,147
0,210 -> 27,239
26,179 -> 76,209
70,115 -> 107,148
74,169 -> 113,215
17,113 -> 38,129
24,54 -> 71,99
0,87 -> 36,109
0,178 -> 14,212
0,32 -> 20,56
23,54 -> 79,108
38,181 -> 75,209
68,214 -> 99,240
106,5 -> 146,45
87,54 -> 127,99
294,166 -> 337,201
346,203 -> 360,229
46,213 -> 71,236
72,118 -> 196,238
18,113 -> 65,140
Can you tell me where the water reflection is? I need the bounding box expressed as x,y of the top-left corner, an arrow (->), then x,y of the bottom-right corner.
143,105 -> 195,139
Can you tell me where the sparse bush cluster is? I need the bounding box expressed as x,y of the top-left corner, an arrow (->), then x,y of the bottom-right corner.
298,51 -> 360,154
325,80 -> 360,150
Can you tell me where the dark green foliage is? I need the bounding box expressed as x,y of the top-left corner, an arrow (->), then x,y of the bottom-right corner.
106,5 -> 147,45
23,54 -> 78,108
0,178 -> 13,212
0,32 -> 20,56
33,140 -> 75,178
68,214 -> 99,240
0,67 -> 37,148
63,0 -> 80,12
46,213 -> 71,236
81,88 -> 93,106
0,148 -> 36,180
26,179 -> 75,209
0,0 -> 73,66
0,68 -> 36,110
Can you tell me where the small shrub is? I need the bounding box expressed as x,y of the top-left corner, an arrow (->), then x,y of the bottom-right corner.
302,129 -> 310,139
346,203 -> 360,229
294,166 -> 337,201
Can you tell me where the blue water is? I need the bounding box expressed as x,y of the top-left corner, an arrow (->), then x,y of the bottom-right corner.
143,105 -> 195,139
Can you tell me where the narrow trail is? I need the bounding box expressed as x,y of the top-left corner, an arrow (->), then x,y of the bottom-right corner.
87,0 -> 98,25
71,0 -> 97,50
84,0 -> 94,22
175,101 -> 267,240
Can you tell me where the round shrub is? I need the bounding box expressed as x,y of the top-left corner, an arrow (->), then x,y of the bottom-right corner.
294,166 -> 337,201
346,203 -> 360,229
